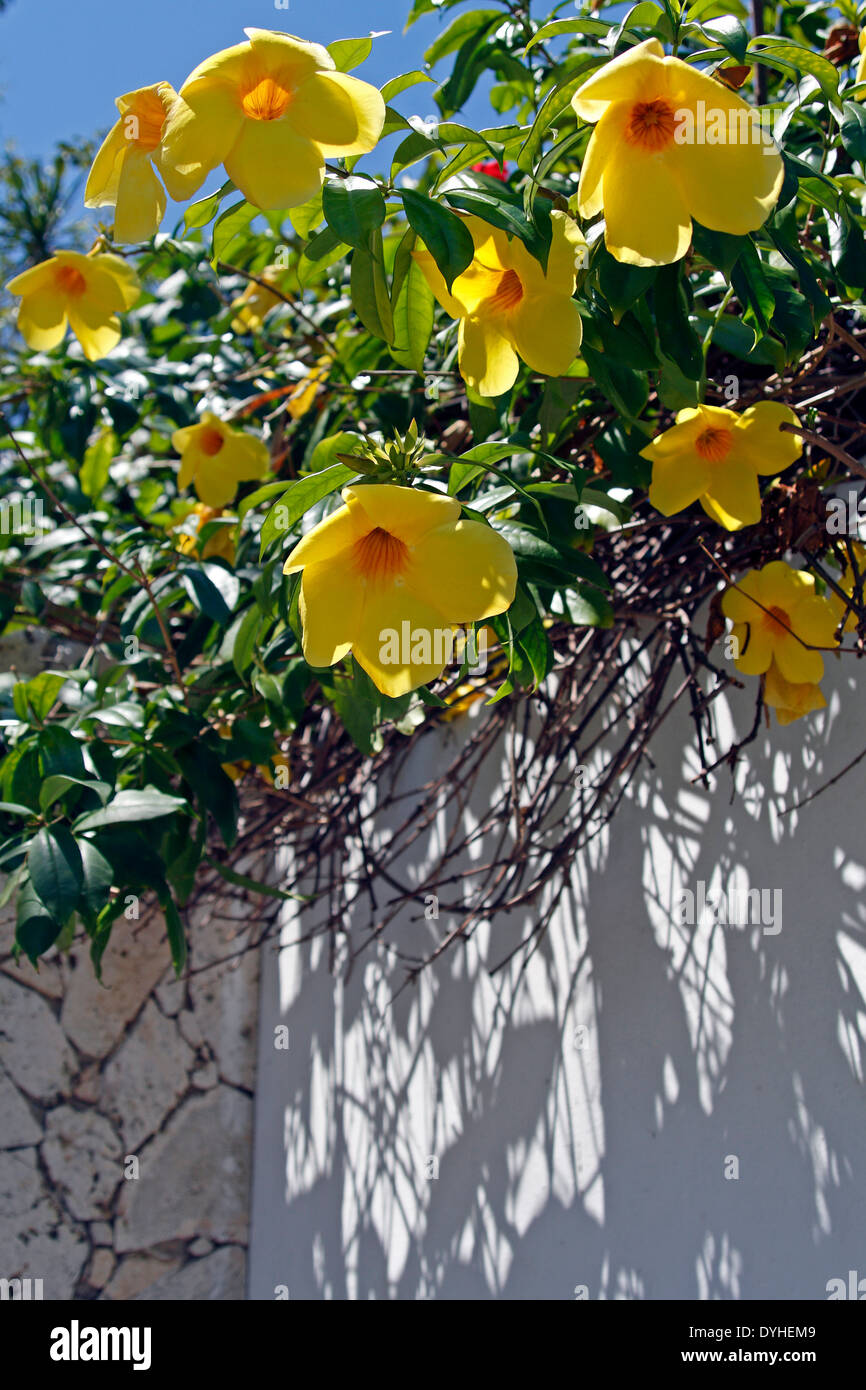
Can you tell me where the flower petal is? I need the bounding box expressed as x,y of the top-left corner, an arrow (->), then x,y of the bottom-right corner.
408,519 -> 517,621
700,457 -> 763,530
298,558 -> 361,668
353,586 -> 454,697
113,149 -> 165,243
572,38 -> 667,122
774,628 -> 824,684
577,104 -> 628,219
244,28 -> 334,77
6,259 -> 57,297
290,71 -> 385,157
734,401 -> 802,475
601,138 -> 693,266
16,287 -> 68,352
458,314 -> 519,397
162,79 -> 245,198
344,484 -> 461,544
733,617 -> 773,675
647,453 -> 710,516
722,569 -> 762,622
67,303 -> 121,361
225,119 -> 324,209
508,290 -> 582,377
84,121 -> 127,207
283,497 -> 369,574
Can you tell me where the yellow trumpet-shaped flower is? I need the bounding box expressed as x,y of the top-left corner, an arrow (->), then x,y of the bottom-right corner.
230,270 -> 288,333
572,38 -> 784,266
763,659 -> 826,725
283,483 -> 518,697
642,401 -> 802,530
722,560 -> 838,685
5,250 -> 140,361
413,211 -> 585,398
162,28 -> 385,210
84,84 -> 196,243
286,356 -> 331,420
171,412 -> 269,508
172,503 -> 236,564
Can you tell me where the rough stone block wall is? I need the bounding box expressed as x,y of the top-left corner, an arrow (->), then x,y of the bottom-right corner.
0,884 -> 261,1300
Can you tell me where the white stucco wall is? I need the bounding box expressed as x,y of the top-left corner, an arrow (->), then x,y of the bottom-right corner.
249,653 -> 866,1300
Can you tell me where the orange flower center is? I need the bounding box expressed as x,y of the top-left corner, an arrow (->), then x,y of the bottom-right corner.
241,76 -> 292,121
55,264 -> 87,297
487,268 -> 524,314
352,527 -> 409,584
625,99 -> 677,151
695,427 -> 734,462
127,92 -> 167,151
763,605 -> 791,634
198,427 -> 225,457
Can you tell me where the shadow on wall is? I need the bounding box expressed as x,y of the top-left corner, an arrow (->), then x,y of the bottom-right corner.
249,656 -> 866,1300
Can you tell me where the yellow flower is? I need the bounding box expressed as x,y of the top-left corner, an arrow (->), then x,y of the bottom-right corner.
763,659 -> 826,725
287,356 -> 330,420
5,250 -> 140,361
413,211 -> 585,398
84,84 -> 196,243
283,483 -> 517,697
642,401 -> 802,530
721,560 -> 838,684
858,31 -> 866,90
230,270 -> 287,332
172,503 -> 236,564
162,28 -> 385,210
572,38 -> 784,266
171,412 -> 269,508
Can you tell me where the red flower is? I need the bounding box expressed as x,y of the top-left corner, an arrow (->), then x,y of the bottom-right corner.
471,159 -> 508,181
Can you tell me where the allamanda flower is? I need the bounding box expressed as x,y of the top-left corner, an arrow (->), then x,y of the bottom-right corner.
763,659 -> 826,726
572,38 -> 784,266
5,250 -> 140,361
413,211 -> 585,398
171,413 -> 269,508
721,560 -> 838,684
84,84 -> 197,243
642,401 -> 802,531
282,483 -> 517,697
230,270 -> 288,333
172,503 -> 236,565
162,28 -> 385,210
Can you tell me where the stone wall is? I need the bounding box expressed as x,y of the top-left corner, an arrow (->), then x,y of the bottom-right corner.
0,879 -> 262,1301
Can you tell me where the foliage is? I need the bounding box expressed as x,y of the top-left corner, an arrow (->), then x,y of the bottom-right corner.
1,0 -> 866,978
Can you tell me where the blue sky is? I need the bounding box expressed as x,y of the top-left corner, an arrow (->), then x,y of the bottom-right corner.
0,0 -> 495,157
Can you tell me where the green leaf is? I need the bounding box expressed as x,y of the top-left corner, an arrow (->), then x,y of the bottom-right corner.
380,70 -> 432,102
183,178 -> 235,232
16,879 -> 62,964
231,605 -> 261,679
74,788 -> 188,832
426,8 -> 502,64
181,562 -> 240,626
322,177 -> 387,251
211,199 -> 259,268
81,429 -> 117,500
840,101 -> 866,169
261,463 -> 357,556
444,188 -> 549,267
523,17 -> 611,52
77,839 -> 115,920
748,37 -> 840,105
160,892 -> 187,976
731,239 -> 775,337
0,800 -> 39,818
697,15 -> 749,63
401,188 -> 475,292
211,861 -> 306,901
28,825 -> 83,924
653,265 -> 703,380
350,232 -> 395,342
39,775 -> 111,812
18,670 -> 67,721
327,36 -> 373,71
691,223 -> 748,276
390,256 -> 435,373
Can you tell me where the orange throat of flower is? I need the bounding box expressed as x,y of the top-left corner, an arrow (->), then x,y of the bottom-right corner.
695,426 -> 734,462
198,427 -> 225,457
625,98 -> 677,151
241,76 -> 293,121
763,604 -> 791,635
351,527 -> 409,585
55,264 -> 87,298
127,92 -> 167,151
486,268 -> 524,316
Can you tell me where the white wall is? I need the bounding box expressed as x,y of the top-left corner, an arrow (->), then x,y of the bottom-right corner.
249,655 -> 866,1300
